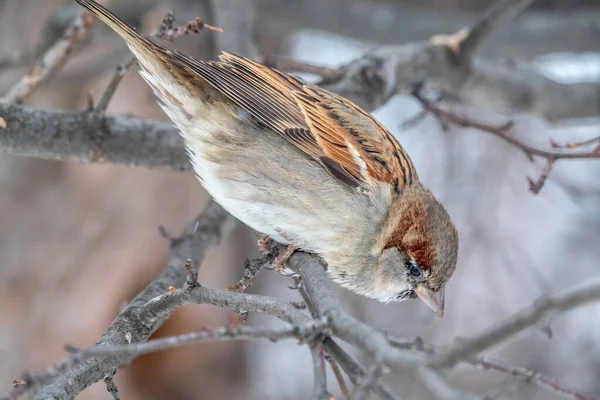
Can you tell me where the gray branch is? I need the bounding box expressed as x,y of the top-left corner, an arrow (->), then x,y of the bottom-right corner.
32,200 -> 235,400
429,280 -> 600,370
0,103 -> 188,171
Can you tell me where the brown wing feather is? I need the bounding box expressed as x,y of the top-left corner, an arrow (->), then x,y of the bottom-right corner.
292,86 -> 416,191
75,0 -> 414,190
185,53 -> 416,190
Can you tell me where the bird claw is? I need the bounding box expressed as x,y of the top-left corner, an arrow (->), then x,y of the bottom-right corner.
257,235 -> 273,255
272,244 -> 299,276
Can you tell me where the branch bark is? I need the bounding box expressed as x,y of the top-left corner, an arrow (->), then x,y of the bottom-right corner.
0,103 -> 187,170
429,280 -> 600,370
32,201 -> 235,400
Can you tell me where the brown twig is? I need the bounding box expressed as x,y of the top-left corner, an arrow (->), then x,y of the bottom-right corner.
551,136 -> 600,152
411,85 -> 600,193
310,343 -> 331,400
153,11 -> 222,41
325,352 -> 351,400
527,157 -> 555,194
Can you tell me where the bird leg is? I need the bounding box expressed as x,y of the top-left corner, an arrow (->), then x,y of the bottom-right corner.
257,235 -> 273,255
272,244 -> 299,276
259,230 -> 299,276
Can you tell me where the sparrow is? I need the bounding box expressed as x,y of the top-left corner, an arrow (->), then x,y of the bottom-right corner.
76,0 -> 459,317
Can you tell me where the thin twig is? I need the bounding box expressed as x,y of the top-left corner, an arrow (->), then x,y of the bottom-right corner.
413,87 -> 600,161
92,11 -> 220,114
325,352 -> 351,400
310,343 -> 331,400
430,280 -> 600,370
472,357 -> 598,400
103,373 -> 120,400
527,157 -> 555,194
153,12 -> 222,41
551,136 -> 600,151
93,57 -> 136,113
323,339 -> 400,400
66,318 -> 328,360
28,201 -> 235,400
1,10 -> 97,104
411,85 -> 600,193
387,335 -> 599,400
351,361 -> 385,400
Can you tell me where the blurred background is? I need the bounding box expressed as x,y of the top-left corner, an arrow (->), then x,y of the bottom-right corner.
0,0 -> 599,399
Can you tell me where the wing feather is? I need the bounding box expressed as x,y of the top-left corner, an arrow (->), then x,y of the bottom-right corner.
171,51 -> 416,190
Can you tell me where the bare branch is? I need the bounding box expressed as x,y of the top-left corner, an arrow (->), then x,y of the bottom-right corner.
66,318 -> 328,360
469,356 -> 598,400
93,58 -> 136,113
411,87 -> 600,193
430,280 -> 600,370
324,351 -> 351,400
103,373 -> 120,400
93,10 -> 221,114
387,336 -> 598,400
323,339 -> 400,400
0,103 -> 187,170
310,343 -> 331,400
1,9 -> 97,104
31,201 -> 235,400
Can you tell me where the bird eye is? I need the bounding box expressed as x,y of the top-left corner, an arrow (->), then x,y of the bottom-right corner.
405,259 -> 421,277
409,265 -> 421,277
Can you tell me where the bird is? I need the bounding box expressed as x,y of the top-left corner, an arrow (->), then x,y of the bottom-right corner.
75,0 -> 459,318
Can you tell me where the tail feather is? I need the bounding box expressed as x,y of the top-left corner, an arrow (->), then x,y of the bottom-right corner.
76,0 -> 221,115
75,0 -> 160,54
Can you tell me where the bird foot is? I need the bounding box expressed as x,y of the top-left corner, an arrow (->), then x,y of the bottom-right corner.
272,244 -> 299,276
257,235 -> 273,255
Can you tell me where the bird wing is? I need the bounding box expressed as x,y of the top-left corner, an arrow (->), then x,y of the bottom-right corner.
163,51 -> 417,189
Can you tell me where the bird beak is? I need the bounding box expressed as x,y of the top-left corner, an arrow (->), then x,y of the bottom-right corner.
414,285 -> 445,318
